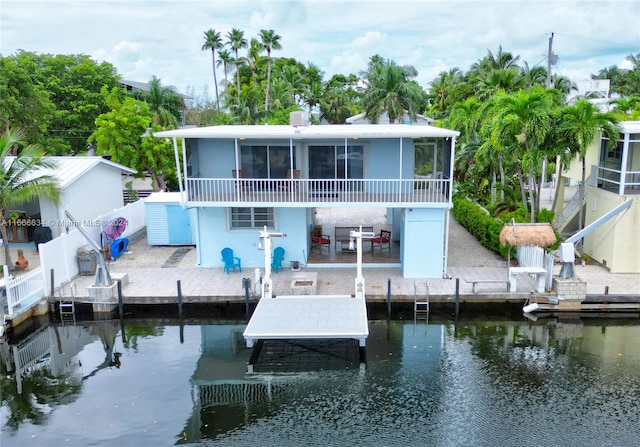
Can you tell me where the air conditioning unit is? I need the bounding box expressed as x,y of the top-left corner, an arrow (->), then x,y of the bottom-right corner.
290,111 -> 310,127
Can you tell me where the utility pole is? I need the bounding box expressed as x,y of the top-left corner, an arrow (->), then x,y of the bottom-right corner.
546,32 -> 554,88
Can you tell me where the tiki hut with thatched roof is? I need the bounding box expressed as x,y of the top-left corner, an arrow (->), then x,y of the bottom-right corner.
499,222 -> 557,248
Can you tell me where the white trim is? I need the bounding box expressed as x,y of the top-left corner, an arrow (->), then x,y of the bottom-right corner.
155,123 -> 459,140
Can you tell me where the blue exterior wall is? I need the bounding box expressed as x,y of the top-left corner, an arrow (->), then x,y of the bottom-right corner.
195,139 -> 236,177
196,206 -> 310,269
401,208 -> 445,278
367,138 -> 414,179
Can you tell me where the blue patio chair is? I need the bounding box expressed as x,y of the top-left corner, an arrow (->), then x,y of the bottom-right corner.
221,247 -> 242,274
271,246 -> 285,273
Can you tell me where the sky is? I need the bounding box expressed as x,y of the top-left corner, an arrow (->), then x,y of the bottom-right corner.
1,0 -> 639,101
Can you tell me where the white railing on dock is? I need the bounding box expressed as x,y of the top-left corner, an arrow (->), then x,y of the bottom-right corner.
3,265 -> 45,315
186,178 -> 450,205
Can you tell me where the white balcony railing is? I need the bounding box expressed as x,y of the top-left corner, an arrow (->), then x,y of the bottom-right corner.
186,178 -> 450,205
594,166 -> 640,195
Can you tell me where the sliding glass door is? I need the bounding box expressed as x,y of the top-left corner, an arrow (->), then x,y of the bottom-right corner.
240,145 -> 293,179
309,145 -> 363,179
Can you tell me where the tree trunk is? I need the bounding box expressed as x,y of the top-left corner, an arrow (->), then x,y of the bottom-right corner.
528,168 -> 536,223
150,172 -> 167,192
578,157 -> 586,256
516,164 -> 528,212
551,159 -> 563,213
499,154 -> 505,202
212,50 -> 220,112
491,168 -> 496,203
0,222 -> 16,271
265,57 -> 272,112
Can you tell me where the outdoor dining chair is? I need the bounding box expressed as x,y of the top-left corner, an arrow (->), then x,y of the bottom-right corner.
371,229 -> 391,252
311,225 -> 331,252
221,247 -> 242,274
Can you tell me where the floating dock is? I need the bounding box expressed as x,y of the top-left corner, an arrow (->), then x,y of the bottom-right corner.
243,295 -> 369,348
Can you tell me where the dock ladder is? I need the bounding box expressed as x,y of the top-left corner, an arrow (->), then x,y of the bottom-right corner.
413,281 -> 430,320
58,282 -> 77,322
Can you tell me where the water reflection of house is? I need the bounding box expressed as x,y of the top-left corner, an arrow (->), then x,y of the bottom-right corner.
180,324 -> 294,443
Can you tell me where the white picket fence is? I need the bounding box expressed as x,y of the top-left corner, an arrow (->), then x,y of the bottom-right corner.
2,199 -> 147,316
3,265 -> 45,315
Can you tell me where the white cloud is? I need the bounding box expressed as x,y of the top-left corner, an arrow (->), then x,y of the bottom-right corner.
1,0 -> 638,98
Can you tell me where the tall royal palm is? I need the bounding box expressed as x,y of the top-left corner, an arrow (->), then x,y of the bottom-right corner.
201,29 -> 224,112
217,49 -> 233,90
227,28 -> 247,106
1,128 -> 60,270
559,100 -> 620,251
259,29 -> 282,113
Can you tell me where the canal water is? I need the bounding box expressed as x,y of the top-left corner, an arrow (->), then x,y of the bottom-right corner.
1,314 -> 639,446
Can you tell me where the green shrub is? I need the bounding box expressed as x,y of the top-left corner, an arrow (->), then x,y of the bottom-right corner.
453,198 -> 560,257
452,196 -> 505,257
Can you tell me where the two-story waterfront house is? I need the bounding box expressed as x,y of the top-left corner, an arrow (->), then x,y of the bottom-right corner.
154,121 -> 459,278
555,120 -> 640,273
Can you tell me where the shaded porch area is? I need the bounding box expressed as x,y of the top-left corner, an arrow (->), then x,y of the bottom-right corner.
306,207 -> 400,265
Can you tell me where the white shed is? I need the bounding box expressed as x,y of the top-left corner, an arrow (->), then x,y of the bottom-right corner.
5,156 -> 136,239
145,192 -> 195,245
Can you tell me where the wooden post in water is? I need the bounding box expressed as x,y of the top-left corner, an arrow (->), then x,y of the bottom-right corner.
455,278 -> 460,317
387,278 -> 391,318
49,269 -> 56,313
243,278 -> 251,315
117,279 -> 124,318
177,280 -> 183,318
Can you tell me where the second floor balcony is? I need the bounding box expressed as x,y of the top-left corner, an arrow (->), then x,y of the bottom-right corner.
185,177 -> 451,207
592,165 -> 640,196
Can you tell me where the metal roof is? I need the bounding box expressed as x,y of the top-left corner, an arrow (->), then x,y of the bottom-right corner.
154,123 -> 460,140
4,156 -> 136,188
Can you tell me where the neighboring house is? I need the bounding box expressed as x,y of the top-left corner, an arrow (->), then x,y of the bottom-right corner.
4,156 -> 136,240
555,120 -> 640,273
346,112 -> 435,125
155,120 -> 459,278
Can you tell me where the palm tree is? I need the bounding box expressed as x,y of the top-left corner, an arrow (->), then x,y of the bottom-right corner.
591,66 -> 624,97
259,29 -> 282,113
428,68 -> 464,117
130,76 -> 183,128
551,74 -> 578,101
559,100 -> 620,253
488,87 -> 554,221
625,52 -> 639,70
217,49 -> 233,90
226,28 -> 247,105
475,67 -> 525,101
362,59 -> 422,123
471,45 -> 521,72
320,87 -> 353,124
1,128 -> 60,270
201,29 -> 224,112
